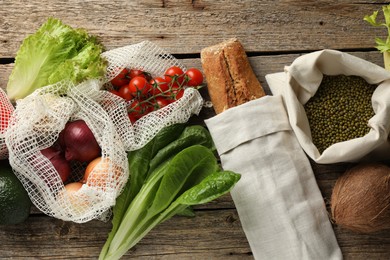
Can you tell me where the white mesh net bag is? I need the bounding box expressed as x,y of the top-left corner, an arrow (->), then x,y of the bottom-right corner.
101,41 -> 204,151
5,80 -> 128,223
5,41 -> 203,223
0,88 -> 14,159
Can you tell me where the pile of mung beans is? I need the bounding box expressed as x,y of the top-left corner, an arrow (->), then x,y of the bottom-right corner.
304,74 -> 377,153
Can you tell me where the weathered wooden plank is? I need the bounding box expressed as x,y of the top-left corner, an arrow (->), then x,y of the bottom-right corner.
0,0 -> 388,56
0,209 -> 251,259
1,50 -> 389,258
0,63 -> 11,91
2,207 -> 390,259
334,227 -> 390,260
0,50 -> 384,93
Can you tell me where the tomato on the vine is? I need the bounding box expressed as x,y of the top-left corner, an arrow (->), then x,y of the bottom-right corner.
163,84 -> 179,97
111,68 -> 130,87
164,66 -> 185,86
185,68 -> 203,87
173,89 -> 185,100
153,96 -> 172,109
129,76 -> 151,97
128,113 -> 138,124
110,66 -> 204,124
129,69 -> 151,80
149,77 -> 169,95
109,89 -> 121,97
118,85 -> 133,101
128,99 -> 152,123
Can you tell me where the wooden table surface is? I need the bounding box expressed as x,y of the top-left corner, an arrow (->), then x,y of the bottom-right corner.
1,0 -> 390,259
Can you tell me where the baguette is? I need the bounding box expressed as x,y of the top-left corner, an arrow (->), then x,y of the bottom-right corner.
201,38 -> 266,114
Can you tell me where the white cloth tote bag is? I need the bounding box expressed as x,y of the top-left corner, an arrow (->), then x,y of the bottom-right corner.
205,95 -> 342,259
267,49 -> 390,164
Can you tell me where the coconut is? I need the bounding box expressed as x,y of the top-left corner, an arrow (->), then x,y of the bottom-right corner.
330,163 -> 390,233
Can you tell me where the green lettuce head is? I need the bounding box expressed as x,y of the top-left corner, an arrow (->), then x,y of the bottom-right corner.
7,17 -> 107,100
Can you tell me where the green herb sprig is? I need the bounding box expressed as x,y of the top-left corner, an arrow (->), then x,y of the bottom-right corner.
364,5 -> 390,53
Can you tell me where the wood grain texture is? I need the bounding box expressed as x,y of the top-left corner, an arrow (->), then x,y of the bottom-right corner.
0,210 -> 251,259
1,0 -> 390,257
0,0 -> 389,56
1,51 -> 389,258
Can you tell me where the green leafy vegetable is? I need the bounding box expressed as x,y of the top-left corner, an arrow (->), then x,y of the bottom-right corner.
101,123 -> 186,255
364,5 -> 390,52
99,125 -> 240,260
364,5 -> 390,69
148,124 -> 215,174
6,17 -> 107,100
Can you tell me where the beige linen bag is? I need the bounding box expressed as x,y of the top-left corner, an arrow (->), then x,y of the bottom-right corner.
205,95 -> 342,259
266,49 -> 390,164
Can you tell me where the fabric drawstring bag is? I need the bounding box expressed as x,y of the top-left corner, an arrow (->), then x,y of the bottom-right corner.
5,41 -> 203,223
205,95 -> 342,259
266,49 -> 390,164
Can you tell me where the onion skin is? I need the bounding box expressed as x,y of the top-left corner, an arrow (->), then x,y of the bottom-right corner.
41,146 -> 71,183
60,120 -> 101,162
330,163 -> 390,233
58,182 -> 88,213
82,157 -> 122,190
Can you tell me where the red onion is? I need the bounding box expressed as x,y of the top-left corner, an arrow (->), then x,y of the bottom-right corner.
60,120 -> 101,162
41,146 -> 71,183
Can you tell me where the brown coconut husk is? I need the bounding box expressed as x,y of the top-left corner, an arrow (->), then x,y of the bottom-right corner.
330,163 -> 390,233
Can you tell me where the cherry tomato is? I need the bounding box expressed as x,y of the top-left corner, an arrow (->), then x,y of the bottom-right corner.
149,77 -> 169,95
153,96 -> 172,109
128,99 -> 153,123
185,68 -> 203,87
118,85 -> 133,101
129,69 -> 152,81
164,66 -> 185,86
173,89 -> 185,100
109,89 -> 121,97
129,76 -> 152,97
165,85 -> 180,98
128,113 -> 138,124
111,68 -> 130,87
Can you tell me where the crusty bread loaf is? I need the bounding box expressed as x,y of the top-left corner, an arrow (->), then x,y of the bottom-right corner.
201,38 -> 266,114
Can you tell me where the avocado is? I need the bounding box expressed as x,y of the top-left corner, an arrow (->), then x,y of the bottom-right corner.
0,159 -> 32,225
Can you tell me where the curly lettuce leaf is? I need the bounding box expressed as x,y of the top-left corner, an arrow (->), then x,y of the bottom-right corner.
6,17 -> 106,100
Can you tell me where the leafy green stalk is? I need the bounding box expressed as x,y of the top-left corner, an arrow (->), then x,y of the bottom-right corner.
99,124 -> 185,258
107,145 -> 217,255
100,144 -> 240,260
108,171 -> 240,260
126,124 -> 186,204
100,124 -> 211,258
6,17 -> 107,100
